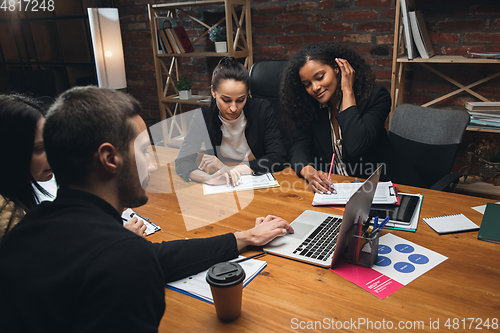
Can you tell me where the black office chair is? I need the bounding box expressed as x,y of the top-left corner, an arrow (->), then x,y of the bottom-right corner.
388,104 -> 470,192
249,60 -> 291,149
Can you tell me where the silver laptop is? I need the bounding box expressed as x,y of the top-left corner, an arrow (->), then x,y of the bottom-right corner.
264,165 -> 382,268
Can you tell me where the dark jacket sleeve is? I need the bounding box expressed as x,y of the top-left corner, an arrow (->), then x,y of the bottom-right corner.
336,85 -> 391,158
175,108 -> 212,182
150,233 -> 239,283
247,99 -> 287,174
288,123 -> 316,177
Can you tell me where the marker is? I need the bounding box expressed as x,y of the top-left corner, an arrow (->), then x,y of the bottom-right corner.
373,216 -> 379,229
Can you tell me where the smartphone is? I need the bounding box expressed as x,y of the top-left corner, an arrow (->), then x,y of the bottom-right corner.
369,193 -> 420,225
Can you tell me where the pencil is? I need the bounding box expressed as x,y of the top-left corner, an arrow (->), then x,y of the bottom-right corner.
327,153 -> 335,180
233,252 -> 266,264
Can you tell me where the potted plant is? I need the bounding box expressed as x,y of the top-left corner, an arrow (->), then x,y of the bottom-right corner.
208,25 -> 227,53
175,75 -> 193,100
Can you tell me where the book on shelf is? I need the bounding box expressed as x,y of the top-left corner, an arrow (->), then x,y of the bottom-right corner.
400,0 -> 416,60
172,27 -> 195,53
170,28 -> 185,53
409,10 -> 434,59
466,101 -> 500,111
159,30 -> 173,54
154,16 -> 173,55
165,29 -> 181,54
464,50 -> 500,59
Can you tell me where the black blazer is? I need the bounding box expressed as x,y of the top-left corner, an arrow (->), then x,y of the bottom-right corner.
288,85 -> 424,186
176,98 -> 286,181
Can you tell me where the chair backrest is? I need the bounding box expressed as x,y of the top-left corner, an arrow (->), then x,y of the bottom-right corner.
388,104 -> 470,188
249,60 -> 291,148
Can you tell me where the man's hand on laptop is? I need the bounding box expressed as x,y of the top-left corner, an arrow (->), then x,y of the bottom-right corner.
234,215 -> 294,250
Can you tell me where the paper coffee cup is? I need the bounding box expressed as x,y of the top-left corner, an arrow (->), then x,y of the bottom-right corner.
206,262 -> 246,321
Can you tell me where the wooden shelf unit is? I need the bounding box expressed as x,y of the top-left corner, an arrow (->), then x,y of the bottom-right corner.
390,0 -> 500,123
147,0 -> 253,122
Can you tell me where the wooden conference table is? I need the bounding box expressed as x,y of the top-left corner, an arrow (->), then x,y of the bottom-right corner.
138,147 -> 499,332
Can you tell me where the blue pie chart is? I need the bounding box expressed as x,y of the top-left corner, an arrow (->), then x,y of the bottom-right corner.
394,262 -> 415,273
408,254 -> 429,265
395,244 -> 414,253
375,256 -> 392,267
378,244 -> 391,254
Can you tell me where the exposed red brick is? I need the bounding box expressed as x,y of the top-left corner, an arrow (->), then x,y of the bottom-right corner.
252,16 -> 273,24
373,69 -> 391,79
255,4 -> 284,14
134,0 -> 152,5
275,35 -> 303,44
131,56 -> 151,63
320,23 -> 353,32
256,46 -> 286,54
122,31 -> 138,40
256,25 -> 285,34
286,45 -> 306,55
469,5 -> 500,16
123,6 -> 146,14
376,34 -> 393,44
253,35 -> 273,45
130,39 -> 150,48
439,20 -> 482,31
352,45 -> 373,55
380,9 -> 395,19
493,18 -> 500,30
120,15 -> 135,23
275,13 -> 304,23
342,10 -> 377,21
376,58 -> 392,67
287,2 -> 317,12
355,0 -> 391,8
357,22 -> 393,32
307,13 -> 340,22
127,22 -> 147,30
338,34 -> 372,43
429,33 -> 460,44
304,35 -> 337,44
288,24 -> 317,34
464,32 -> 500,43
440,46 -> 486,55
319,0 -> 335,10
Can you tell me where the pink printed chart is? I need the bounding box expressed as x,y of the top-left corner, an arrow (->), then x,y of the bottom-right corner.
330,233 -> 447,299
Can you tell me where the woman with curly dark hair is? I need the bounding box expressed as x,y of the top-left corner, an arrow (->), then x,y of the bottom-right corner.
281,42 -> 420,193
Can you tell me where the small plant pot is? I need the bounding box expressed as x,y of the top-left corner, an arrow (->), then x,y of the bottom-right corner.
215,41 -> 227,53
178,89 -> 192,100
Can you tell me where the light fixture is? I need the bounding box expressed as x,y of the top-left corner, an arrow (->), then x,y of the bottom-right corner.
88,8 -> 127,89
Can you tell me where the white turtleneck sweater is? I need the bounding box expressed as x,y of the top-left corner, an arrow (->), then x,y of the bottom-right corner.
218,111 -> 255,161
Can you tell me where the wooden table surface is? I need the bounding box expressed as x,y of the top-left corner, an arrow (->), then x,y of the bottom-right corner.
140,147 -> 500,332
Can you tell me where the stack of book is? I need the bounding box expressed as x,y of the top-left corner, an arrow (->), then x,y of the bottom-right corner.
154,17 -> 194,55
466,102 -> 500,129
400,0 -> 434,59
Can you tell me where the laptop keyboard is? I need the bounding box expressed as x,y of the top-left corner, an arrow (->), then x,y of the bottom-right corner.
292,216 -> 341,261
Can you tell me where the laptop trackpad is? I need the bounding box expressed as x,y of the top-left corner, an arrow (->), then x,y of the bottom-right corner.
287,222 -> 316,240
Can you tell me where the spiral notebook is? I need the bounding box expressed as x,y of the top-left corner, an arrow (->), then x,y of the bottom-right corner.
423,214 -> 479,235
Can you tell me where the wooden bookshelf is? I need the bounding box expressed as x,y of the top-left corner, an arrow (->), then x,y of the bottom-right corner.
390,0 -> 500,125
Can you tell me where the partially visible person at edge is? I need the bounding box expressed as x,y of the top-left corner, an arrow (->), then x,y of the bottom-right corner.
175,57 -> 286,186
0,86 -> 293,332
280,42 -> 424,193
0,94 -> 148,243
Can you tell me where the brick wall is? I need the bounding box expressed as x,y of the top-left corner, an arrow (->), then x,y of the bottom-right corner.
115,0 -> 500,125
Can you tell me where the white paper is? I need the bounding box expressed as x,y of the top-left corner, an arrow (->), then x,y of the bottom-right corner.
471,202 -> 500,214
312,181 -> 397,206
121,208 -> 161,236
203,173 -> 279,195
166,256 -> 267,304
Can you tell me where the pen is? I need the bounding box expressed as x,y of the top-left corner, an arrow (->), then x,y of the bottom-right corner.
371,216 -> 390,236
327,153 -> 335,181
373,216 -> 379,229
233,252 -> 266,264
